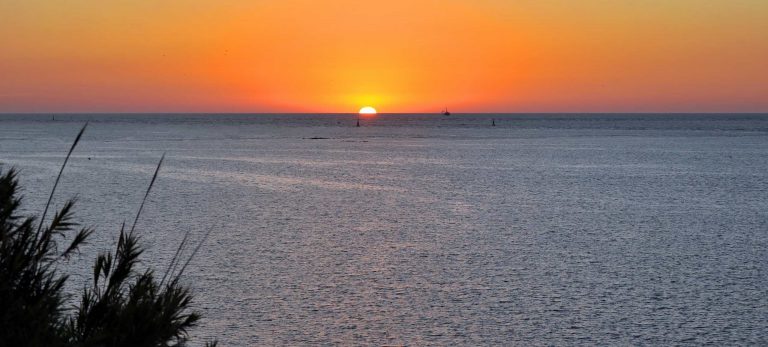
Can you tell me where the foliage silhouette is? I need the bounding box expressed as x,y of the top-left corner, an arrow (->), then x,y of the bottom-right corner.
0,126 -> 215,347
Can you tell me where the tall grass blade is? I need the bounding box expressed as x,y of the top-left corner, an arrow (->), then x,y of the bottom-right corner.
129,152 -> 165,235
160,229 -> 191,288
37,122 -> 88,235
175,226 -> 214,279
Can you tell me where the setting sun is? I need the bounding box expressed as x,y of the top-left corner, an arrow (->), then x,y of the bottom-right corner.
1,1 -> 767,112
359,106 -> 377,115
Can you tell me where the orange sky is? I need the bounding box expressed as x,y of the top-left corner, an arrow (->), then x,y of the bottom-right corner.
1,0 -> 767,113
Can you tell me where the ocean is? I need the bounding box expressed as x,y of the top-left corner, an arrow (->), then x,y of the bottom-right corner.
1,113 -> 767,345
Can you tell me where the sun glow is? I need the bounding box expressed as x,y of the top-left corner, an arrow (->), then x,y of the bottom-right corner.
1,1 -> 767,113
359,106 -> 377,115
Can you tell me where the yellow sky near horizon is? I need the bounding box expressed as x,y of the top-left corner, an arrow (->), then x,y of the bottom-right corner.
1,0 -> 767,112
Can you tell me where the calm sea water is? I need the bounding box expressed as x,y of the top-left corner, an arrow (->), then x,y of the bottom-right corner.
1,113 -> 767,345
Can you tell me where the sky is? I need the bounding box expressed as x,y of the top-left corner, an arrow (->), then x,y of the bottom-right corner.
1,0 -> 767,113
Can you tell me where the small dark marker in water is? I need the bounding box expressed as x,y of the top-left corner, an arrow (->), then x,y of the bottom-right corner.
356,118 -> 360,127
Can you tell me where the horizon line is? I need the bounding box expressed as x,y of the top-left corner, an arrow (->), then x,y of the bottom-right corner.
2,111 -> 767,115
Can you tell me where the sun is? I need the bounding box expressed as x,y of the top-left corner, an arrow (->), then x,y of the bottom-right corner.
359,106 -> 377,115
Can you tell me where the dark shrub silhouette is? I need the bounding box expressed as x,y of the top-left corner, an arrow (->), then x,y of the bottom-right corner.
0,125 -> 214,347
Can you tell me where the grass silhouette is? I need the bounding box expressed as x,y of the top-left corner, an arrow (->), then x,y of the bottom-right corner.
0,125 -> 216,347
